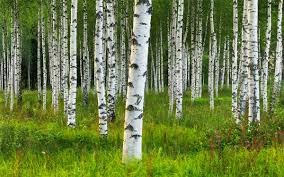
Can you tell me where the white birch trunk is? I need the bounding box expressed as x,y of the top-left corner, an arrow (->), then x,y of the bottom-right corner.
95,0 -> 108,136
232,0 -> 238,119
248,0 -> 260,122
122,0 -> 152,163
270,0 -> 283,113
262,0 -> 272,112
67,0 -> 78,127
175,0 -> 184,119
106,0 -> 117,122
41,0 -> 47,111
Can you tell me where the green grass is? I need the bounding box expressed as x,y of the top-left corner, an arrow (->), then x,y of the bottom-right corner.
0,89 -> 283,176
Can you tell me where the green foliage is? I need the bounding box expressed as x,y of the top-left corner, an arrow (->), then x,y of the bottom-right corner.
0,90 -> 283,176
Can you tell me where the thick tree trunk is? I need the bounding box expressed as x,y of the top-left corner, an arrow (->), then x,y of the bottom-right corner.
122,0 -> 152,163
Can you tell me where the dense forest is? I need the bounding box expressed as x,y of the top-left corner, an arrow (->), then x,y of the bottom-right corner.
0,0 -> 283,176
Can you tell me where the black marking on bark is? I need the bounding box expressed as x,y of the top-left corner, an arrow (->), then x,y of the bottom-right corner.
98,103 -> 106,109
132,38 -> 139,46
125,124 -> 134,131
137,0 -> 150,6
134,14 -> 139,18
147,7 -> 152,14
126,105 -> 140,111
133,94 -> 142,105
130,63 -> 139,69
131,134 -> 142,139
143,71 -> 147,77
134,113 -> 143,120
128,82 -> 134,88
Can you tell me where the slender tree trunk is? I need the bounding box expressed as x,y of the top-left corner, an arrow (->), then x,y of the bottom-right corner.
42,0 -> 47,111
238,0 -> 249,119
270,0 -> 283,114
122,0 -> 152,163
209,0 -> 216,110
106,0 -> 117,122
52,0 -> 59,112
62,0 -> 69,115
37,11 -> 42,104
67,0 -> 78,127
95,0 -> 108,136
262,0 -> 272,112
248,0 -> 260,122
82,0 -> 89,106
232,0 -> 238,120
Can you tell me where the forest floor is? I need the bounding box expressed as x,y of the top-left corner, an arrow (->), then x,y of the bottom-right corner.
0,89 -> 283,177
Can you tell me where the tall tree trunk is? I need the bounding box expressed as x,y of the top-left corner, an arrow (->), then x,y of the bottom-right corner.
52,0 -> 59,112
232,0 -> 238,120
82,0 -> 89,106
238,0 -> 249,119
62,0 -> 69,115
122,0 -> 152,163
209,0 -> 216,110
67,0 -> 78,127
270,0 -> 283,114
42,0 -> 47,111
106,0 -> 117,122
37,11 -> 42,104
248,0 -> 260,122
95,0 -> 108,136
262,0 -> 272,112
175,0 -> 184,119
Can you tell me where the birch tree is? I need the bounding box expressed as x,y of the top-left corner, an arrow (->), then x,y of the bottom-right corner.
175,0 -> 184,119
95,0 -> 108,136
248,0 -> 260,122
209,0 -> 216,110
122,0 -> 152,163
41,0 -> 47,110
82,0 -> 89,106
106,0 -> 117,122
232,0 -> 238,119
67,0 -> 78,127
37,11 -> 42,104
262,0 -> 272,112
270,0 -> 283,113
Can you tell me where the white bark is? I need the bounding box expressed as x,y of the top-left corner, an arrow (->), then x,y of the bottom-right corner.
67,0 -> 78,127
175,0 -> 184,119
238,0 -> 249,119
262,0 -> 272,112
209,0 -> 216,110
232,0 -> 238,119
82,0 -> 89,105
106,0 -> 117,122
41,0 -> 47,110
248,0 -> 260,122
271,0 -> 283,113
122,0 -> 152,163
37,11 -> 42,103
62,0 -> 69,115
95,0 -> 108,136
